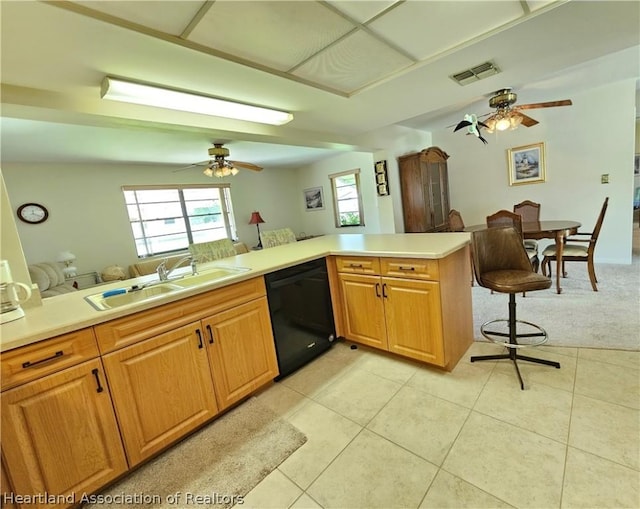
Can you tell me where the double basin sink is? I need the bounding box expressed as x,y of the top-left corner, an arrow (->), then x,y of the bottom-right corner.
85,266 -> 251,311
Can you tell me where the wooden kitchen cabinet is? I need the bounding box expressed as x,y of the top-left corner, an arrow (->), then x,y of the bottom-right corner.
337,273 -> 444,365
1,459 -> 17,509
334,249 -> 472,370
101,322 -> 219,467
383,277 -> 444,365
202,297 -> 278,410
338,273 -> 387,349
1,359 -> 127,508
96,277 -> 278,466
398,146 -> 450,232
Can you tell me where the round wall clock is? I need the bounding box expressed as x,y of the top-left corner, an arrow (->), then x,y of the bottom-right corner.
17,203 -> 49,224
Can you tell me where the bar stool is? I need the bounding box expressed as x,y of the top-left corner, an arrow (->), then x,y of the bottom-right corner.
470,226 -> 560,390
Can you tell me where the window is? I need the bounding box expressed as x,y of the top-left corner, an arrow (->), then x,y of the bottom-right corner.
122,184 -> 237,257
329,169 -> 364,227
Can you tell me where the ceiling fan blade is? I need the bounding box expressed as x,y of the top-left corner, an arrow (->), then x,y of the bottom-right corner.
172,160 -> 210,173
519,113 -> 539,127
517,99 -> 572,110
232,160 -> 263,172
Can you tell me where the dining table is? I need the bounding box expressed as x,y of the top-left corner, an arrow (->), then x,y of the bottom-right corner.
465,220 -> 581,294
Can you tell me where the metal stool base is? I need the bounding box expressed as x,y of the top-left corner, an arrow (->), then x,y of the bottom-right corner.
471,294 -> 560,390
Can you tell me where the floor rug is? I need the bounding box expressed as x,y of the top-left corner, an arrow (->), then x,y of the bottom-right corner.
85,397 -> 307,508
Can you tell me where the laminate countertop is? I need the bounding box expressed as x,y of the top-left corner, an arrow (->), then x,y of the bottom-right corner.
0,233 -> 470,352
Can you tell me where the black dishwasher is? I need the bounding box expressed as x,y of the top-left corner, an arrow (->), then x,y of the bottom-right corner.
265,258 -> 336,380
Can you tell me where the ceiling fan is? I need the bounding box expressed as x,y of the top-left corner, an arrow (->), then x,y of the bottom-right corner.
481,88 -> 572,132
177,143 -> 263,178
451,88 -> 572,142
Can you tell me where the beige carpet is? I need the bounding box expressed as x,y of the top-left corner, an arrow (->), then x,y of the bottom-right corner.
472,256 -> 640,350
85,397 -> 307,508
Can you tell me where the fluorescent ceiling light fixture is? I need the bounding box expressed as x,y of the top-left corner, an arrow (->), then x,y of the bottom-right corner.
100,77 -> 293,126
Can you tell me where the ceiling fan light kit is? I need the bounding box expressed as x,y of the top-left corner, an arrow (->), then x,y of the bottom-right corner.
452,88 -> 572,139
101,77 -> 294,126
203,163 -> 240,178
175,143 -> 263,178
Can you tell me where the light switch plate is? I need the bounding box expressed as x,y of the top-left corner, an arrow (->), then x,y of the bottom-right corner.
601,174 -> 609,184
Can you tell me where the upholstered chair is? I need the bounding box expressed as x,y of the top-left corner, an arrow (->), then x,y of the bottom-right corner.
28,262 -> 78,298
189,238 -> 237,263
486,209 -> 539,273
513,200 -> 541,253
447,209 -> 465,232
260,228 -> 297,248
470,226 -> 560,389
541,197 -> 608,291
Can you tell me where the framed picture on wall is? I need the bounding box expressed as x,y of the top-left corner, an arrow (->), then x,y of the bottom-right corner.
303,186 -> 324,211
507,142 -> 546,186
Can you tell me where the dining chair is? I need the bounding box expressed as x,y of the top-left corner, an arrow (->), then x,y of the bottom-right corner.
486,210 -> 539,272
447,209 -> 465,232
513,200 -> 541,253
189,238 -> 237,262
447,209 -> 474,285
470,226 -> 560,390
541,197 -> 609,291
260,228 -> 298,248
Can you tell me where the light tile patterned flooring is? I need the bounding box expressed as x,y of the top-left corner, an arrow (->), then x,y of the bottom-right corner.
246,341 -> 640,509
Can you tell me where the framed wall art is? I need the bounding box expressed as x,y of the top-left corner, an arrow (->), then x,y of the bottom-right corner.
507,142 -> 546,186
374,160 -> 389,196
303,186 -> 324,211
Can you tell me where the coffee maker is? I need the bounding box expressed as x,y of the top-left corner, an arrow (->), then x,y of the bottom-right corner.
1,260 -> 32,324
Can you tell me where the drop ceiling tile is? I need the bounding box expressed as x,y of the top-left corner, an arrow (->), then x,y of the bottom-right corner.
526,1 -> 558,12
369,1 -> 524,60
72,1 -> 204,35
187,1 -> 355,72
292,29 -> 413,94
327,0 -> 400,23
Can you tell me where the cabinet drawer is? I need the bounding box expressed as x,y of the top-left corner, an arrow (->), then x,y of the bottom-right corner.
380,258 -> 439,281
94,277 -> 266,354
1,328 -> 99,391
335,256 -> 380,275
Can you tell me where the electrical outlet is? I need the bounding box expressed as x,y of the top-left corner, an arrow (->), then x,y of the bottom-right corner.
601,174 -> 609,184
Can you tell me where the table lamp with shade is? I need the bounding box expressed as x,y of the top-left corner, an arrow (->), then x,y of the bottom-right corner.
57,251 -> 77,278
249,211 -> 265,249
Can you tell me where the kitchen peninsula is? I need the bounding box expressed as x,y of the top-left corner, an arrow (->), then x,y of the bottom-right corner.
1,233 -> 473,508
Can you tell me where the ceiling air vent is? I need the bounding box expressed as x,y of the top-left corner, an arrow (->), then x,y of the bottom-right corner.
450,61 -> 500,86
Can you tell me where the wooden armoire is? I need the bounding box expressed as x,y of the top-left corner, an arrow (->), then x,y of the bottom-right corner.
398,146 -> 450,232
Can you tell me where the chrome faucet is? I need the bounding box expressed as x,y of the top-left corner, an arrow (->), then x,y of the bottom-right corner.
157,255 -> 197,281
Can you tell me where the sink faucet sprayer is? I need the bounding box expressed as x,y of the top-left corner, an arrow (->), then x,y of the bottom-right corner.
157,255 -> 197,281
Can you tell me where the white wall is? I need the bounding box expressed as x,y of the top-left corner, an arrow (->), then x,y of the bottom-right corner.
296,151 -> 380,235
432,79 -> 637,264
2,79 -> 635,284
0,170 -> 41,306
2,163 -> 302,274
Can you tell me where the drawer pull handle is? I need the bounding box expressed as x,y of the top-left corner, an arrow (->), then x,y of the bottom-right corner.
398,266 -> 416,271
91,368 -> 104,393
382,283 -> 388,298
206,324 -> 214,344
22,350 -> 64,369
196,329 -> 204,349
349,263 -> 363,268
375,283 -> 381,298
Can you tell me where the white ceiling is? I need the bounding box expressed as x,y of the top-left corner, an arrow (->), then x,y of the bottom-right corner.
1,0 -> 638,170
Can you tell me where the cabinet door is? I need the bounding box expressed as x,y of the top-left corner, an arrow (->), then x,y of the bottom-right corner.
1,459 -> 17,509
382,277 -> 445,366
202,298 -> 278,410
399,154 -> 428,232
338,273 -> 387,349
1,359 -> 127,508
426,161 -> 449,231
102,323 -> 218,466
